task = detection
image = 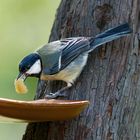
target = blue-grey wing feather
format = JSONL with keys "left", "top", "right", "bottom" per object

{"left": 48, "top": 37, "right": 90, "bottom": 74}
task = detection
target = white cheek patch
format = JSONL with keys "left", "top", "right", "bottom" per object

{"left": 26, "top": 60, "right": 41, "bottom": 75}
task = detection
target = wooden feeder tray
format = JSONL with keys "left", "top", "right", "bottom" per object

{"left": 0, "top": 98, "right": 89, "bottom": 123}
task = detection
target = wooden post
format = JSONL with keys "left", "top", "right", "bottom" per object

{"left": 22, "top": 0, "right": 140, "bottom": 139}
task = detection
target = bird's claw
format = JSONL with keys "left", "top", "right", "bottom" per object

{"left": 45, "top": 91, "right": 67, "bottom": 99}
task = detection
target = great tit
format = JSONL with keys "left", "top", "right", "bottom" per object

{"left": 17, "top": 23, "right": 132, "bottom": 98}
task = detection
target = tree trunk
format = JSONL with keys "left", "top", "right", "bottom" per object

{"left": 22, "top": 0, "right": 140, "bottom": 140}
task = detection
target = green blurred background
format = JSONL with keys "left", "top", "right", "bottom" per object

{"left": 0, "top": 0, "right": 60, "bottom": 139}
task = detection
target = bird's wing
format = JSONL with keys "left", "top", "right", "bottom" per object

{"left": 42, "top": 37, "right": 90, "bottom": 75}
{"left": 61, "top": 37, "right": 90, "bottom": 69}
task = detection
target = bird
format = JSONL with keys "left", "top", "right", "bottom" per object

{"left": 17, "top": 23, "right": 132, "bottom": 98}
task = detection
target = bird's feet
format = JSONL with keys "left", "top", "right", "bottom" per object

{"left": 45, "top": 91, "right": 67, "bottom": 99}
{"left": 45, "top": 83, "right": 72, "bottom": 99}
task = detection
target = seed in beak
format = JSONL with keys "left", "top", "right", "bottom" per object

{"left": 14, "top": 79, "right": 28, "bottom": 94}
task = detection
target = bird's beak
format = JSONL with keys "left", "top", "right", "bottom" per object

{"left": 17, "top": 73, "right": 27, "bottom": 81}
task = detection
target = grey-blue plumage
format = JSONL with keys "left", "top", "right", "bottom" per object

{"left": 18, "top": 23, "right": 132, "bottom": 98}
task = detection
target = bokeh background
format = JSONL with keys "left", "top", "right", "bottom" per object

{"left": 0, "top": 0, "right": 60, "bottom": 139}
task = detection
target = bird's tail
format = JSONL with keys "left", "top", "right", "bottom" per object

{"left": 88, "top": 23, "right": 132, "bottom": 52}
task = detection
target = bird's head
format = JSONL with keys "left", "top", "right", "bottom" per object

{"left": 17, "top": 53, "right": 42, "bottom": 81}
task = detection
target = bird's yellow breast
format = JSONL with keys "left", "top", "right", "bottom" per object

{"left": 40, "top": 66, "right": 81, "bottom": 83}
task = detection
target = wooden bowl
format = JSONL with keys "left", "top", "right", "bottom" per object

{"left": 0, "top": 98, "right": 89, "bottom": 122}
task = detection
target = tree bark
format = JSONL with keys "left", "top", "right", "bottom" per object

{"left": 22, "top": 0, "right": 140, "bottom": 140}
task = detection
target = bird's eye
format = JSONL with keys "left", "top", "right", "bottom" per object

{"left": 19, "top": 66, "right": 28, "bottom": 73}
{"left": 25, "top": 67, "right": 28, "bottom": 71}
{"left": 27, "top": 65, "right": 30, "bottom": 69}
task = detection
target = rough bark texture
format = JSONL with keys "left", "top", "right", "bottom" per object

{"left": 22, "top": 0, "right": 140, "bottom": 140}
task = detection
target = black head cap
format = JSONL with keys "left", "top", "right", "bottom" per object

{"left": 19, "top": 53, "right": 41, "bottom": 74}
